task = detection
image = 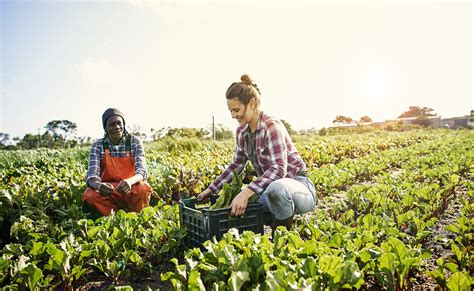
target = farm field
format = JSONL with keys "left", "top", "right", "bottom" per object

{"left": 0, "top": 129, "right": 472, "bottom": 290}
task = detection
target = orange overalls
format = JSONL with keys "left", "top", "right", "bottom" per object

{"left": 82, "top": 144, "right": 152, "bottom": 216}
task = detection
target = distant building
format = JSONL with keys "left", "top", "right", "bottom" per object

{"left": 468, "top": 110, "right": 474, "bottom": 127}
{"left": 441, "top": 117, "right": 468, "bottom": 128}
{"left": 440, "top": 110, "right": 473, "bottom": 129}
{"left": 329, "top": 123, "right": 359, "bottom": 129}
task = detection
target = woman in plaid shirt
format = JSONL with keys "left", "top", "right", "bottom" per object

{"left": 197, "top": 74, "right": 317, "bottom": 230}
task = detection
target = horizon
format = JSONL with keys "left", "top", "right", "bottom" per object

{"left": 1, "top": 0, "right": 472, "bottom": 140}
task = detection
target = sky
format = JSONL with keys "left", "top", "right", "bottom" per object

{"left": 1, "top": 0, "right": 472, "bottom": 140}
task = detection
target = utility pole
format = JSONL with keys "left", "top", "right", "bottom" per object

{"left": 212, "top": 113, "right": 215, "bottom": 141}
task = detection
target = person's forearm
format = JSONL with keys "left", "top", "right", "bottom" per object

{"left": 87, "top": 177, "right": 102, "bottom": 191}
{"left": 125, "top": 174, "right": 144, "bottom": 185}
{"left": 241, "top": 187, "right": 255, "bottom": 199}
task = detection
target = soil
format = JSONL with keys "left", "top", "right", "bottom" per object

{"left": 417, "top": 183, "right": 470, "bottom": 288}
{"left": 76, "top": 255, "right": 177, "bottom": 290}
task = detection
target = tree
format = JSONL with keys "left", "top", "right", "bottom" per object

{"left": 398, "top": 106, "right": 437, "bottom": 127}
{"left": 214, "top": 124, "right": 233, "bottom": 140}
{"left": 359, "top": 116, "right": 372, "bottom": 124}
{"left": 150, "top": 127, "right": 171, "bottom": 141}
{"left": 17, "top": 134, "right": 40, "bottom": 149}
{"left": 280, "top": 119, "right": 297, "bottom": 136}
{"left": 44, "top": 120, "right": 77, "bottom": 147}
{"left": 333, "top": 115, "right": 354, "bottom": 124}
{"left": 0, "top": 133, "right": 9, "bottom": 148}
{"left": 77, "top": 136, "right": 93, "bottom": 145}
{"left": 128, "top": 124, "right": 147, "bottom": 140}
{"left": 398, "top": 106, "right": 436, "bottom": 118}
{"left": 39, "top": 132, "right": 55, "bottom": 148}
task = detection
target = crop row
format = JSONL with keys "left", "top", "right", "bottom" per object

{"left": 0, "top": 129, "right": 472, "bottom": 289}
{"left": 164, "top": 130, "right": 473, "bottom": 290}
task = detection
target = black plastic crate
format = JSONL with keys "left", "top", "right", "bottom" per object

{"left": 179, "top": 197, "right": 264, "bottom": 247}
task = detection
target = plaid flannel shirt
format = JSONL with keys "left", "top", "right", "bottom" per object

{"left": 208, "top": 112, "right": 306, "bottom": 194}
{"left": 86, "top": 135, "right": 148, "bottom": 182}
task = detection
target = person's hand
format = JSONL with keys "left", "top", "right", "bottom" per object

{"left": 230, "top": 190, "right": 249, "bottom": 217}
{"left": 116, "top": 179, "right": 132, "bottom": 195}
{"left": 196, "top": 189, "right": 212, "bottom": 203}
{"left": 99, "top": 182, "right": 115, "bottom": 197}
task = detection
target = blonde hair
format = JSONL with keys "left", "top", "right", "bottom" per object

{"left": 225, "top": 74, "right": 261, "bottom": 107}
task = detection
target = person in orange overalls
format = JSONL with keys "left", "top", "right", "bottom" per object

{"left": 82, "top": 108, "right": 152, "bottom": 216}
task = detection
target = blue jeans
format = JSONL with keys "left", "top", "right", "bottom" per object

{"left": 258, "top": 176, "right": 317, "bottom": 220}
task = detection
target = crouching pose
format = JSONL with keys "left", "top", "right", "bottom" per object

{"left": 82, "top": 108, "right": 152, "bottom": 216}
{"left": 197, "top": 74, "right": 317, "bottom": 230}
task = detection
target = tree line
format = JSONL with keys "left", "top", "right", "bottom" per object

{"left": 0, "top": 106, "right": 442, "bottom": 150}
{"left": 0, "top": 121, "right": 235, "bottom": 150}
{"left": 1, "top": 120, "right": 79, "bottom": 150}
{"left": 331, "top": 106, "right": 437, "bottom": 125}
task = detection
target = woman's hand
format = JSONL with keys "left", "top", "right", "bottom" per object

{"left": 196, "top": 188, "right": 212, "bottom": 203}
{"left": 230, "top": 188, "right": 254, "bottom": 217}
{"left": 99, "top": 182, "right": 115, "bottom": 197}
{"left": 116, "top": 179, "right": 132, "bottom": 195}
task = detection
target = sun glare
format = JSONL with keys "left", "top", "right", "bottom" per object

{"left": 366, "top": 70, "right": 391, "bottom": 100}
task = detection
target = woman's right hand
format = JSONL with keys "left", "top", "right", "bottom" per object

{"left": 196, "top": 188, "right": 212, "bottom": 202}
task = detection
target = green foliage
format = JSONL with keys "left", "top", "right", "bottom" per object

{"left": 166, "top": 127, "right": 209, "bottom": 139}
{"left": 209, "top": 171, "right": 247, "bottom": 210}
{"left": 280, "top": 119, "right": 297, "bottom": 136}
{"left": 213, "top": 123, "right": 234, "bottom": 140}
{"left": 1, "top": 129, "right": 473, "bottom": 289}
{"left": 152, "top": 136, "right": 206, "bottom": 152}
{"left": 0, "top": 133, "right": 9, "bottom": 149}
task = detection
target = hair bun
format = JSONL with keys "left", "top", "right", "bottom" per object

{"left": 240, "top": 74, "right": 253, "bottom": 85}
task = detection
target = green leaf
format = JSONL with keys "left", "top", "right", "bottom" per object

{"left": 427, "top": 269, "right": 446, "bottom": 287}
{"left": 24, "top": 265, "right": 43, "bottom": 290}
{"left": 128, "top": 252, "right": 142, "bottom": 264}
{"left": 340, "top": 261, "right": 364, "bottom": 288}
{"left": 174, "top": 260, "right": 187, "bottom": 281}
{"left": 12, "top": 255, "right": 31, "bottom": 276}
{"left": 386, "top": 237, "right": 408, "bottom": 262}
{"left": 113, "top": 286, "right": 133, "bottom": 290}
{"left": 299, "top": 258, "right": 317, "bottom": 278}
{"left": 451, "top": 243, "right": 464, "bottom": 262}
{"left": 229, "top": 271, "right": 250, "bottom": 291}
{"left": 29, "top": 242, "right": 44, "bottom": 256}
{"left": 265, "top": 270, "right": 289, "bottom": 290}
{"left": 358, "top": 250, "right": 371, "bottom": 263}
{"left": 446, "top": 272, "right": 471, "bottom": 291}
{"left": 378, "top": 253, "right": 396, "bottom": 289}
{"left": 188, "top": 269, "right": 206, "bottom": 291}
{"left": 79, "top": 250, "right": 94, "bottom": 261}
{"left": 445, "top": 263, "right": 459, "bottom": 273}
{"left": 319, "top": 255, "right": 342, "bottom": 277}
{"left": 4, "top": 243, "right": 24, "bottom": 256}
{"left": 445, "top": 225, "right": 460, "bottom": 234}
{"left": 328, "top": 233, "right": 344, "bottom": 248}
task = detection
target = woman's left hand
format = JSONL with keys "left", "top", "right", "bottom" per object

{"left": 230, "top": 188, "right": 254, "bottom": 217}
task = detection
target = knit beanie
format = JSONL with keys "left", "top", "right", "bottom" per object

{"left": 102, "top": 108, "right": 125, "bottom": 129}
